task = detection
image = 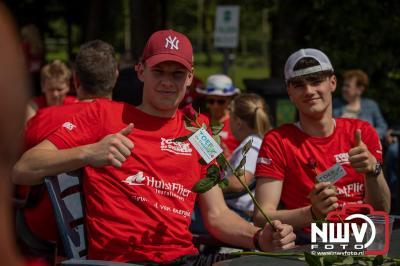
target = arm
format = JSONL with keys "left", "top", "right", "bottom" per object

{"left": 12, "top": 124, "right": 134, "bottom": 186}
{"left": 349, "top": 129, "right": 391, "bottom": 212}
{"left": 253, "top": 177, "right": 338, "bottom": 230}
{"left": 224, "top": 170, "right": 254, "bottom": 193}
{"left": 364, "top": 172, "right": 391, "bottom": 212}
{"left": 199, "top": 185, "right": 295, "bottom": 251}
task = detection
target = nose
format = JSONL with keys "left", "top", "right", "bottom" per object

{"left": 160, "top": 74, "right": 174, "bottom": 88}
{"left": 304, "top": 84, "right": 316, "bottom": 95}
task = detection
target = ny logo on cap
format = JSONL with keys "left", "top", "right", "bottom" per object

{"left": 165, "top": 35, "right": 179, "bottom": 50}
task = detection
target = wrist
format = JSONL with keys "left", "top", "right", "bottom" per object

{"left": 253, "top": 228, "right": 263, "bottom": 250}
{"left": 366, "top": 161, "right": 382, "bottom": 178}
{"left": 310, "top": 205, "right": 318, "bottom": 221}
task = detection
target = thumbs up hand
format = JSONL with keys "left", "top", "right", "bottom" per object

{"left": 84, "top": 123, "right": 135, "bottom": 168}
{"left": 348, "top": 129, "right": 377, "bottom": 174}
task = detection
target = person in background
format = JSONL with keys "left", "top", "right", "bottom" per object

{"left": 224, "top": 93, "right": 272, "bottom": 220}
{"left": 26, "top": 60, "right": 76, "bottom": 121}
{"left": 196, "top": 74, "right": 240, "bottom": 159}
{"left": 333, "top": 69, "right": 387, "bottom": 140}
{"left": 18, "top": 40, "right": 118, "bottom": 253}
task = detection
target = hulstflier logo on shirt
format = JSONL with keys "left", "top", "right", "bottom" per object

{"left": 334, "top": 152, "right": 350, "bottom": 164}
{"left": 160, "top": 138, "right": 192, "bottom": 156}
{"left": 121, "top": 171, "right": 192, "bottom": 201}
{"left": 62, "top": 122, "right": 76, "bottom": 131}
{"left": 122, "top": 171, "right": 145, "bottom": 185}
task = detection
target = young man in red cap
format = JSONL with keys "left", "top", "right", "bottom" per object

{"left": 253, "top": 49, "right": 390, "bottom": 234}
{"left": 13, "top": 30, "right": 295, "bottom": 264}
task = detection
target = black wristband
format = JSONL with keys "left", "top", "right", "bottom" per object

{"left": 310, "top": 206, "right": 318, "bottom": 221}
{"left": 253, "top": 228, "right": 263, "bottom": 250}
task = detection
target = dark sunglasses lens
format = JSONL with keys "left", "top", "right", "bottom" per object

{"left": 207, "top": 99, "right": 226, "bottom": 105}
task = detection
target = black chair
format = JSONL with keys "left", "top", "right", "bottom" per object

{"left": 44, "top": 170, "right": 139, "bottom": 266}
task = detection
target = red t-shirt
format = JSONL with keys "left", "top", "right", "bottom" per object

{"left": 255, "top": 118, "right": 382, "bottom": 210}
{"left": 33, "top": 95, "right": 77, "bottom": 109}
{"left": 47, "top": 100, "right": 207, "bottom": 263}
{"left": 22, "top": 101, "right": 92, "bottom": 243}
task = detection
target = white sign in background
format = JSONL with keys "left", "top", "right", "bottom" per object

{"left": 214, "top": 5, "right": 240, "bottom": 48}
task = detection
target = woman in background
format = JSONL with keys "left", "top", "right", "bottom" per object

{"left": 224, "top": 93, "right": 272, "bottom": 219}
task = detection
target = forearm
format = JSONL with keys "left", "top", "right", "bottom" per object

{"left": 203, "top": 207, "right": 259, "bottom": 249}
{"left": 12, "top": 145, "right": 90, "bottom": 185}
{"left": 253, "top": 206, "right": 312, "bottom": 230}
{"left": 364, "top": 173, "right": 391, "bottom": 212}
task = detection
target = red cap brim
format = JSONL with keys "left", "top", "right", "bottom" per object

{"left": 146, "top": 54, "right": 192, "bottom": 71}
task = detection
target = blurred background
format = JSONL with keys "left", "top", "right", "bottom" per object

{"left": 5, "top": 0, "right": 400, "bottom": 127}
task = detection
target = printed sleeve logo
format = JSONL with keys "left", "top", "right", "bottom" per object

{"left": 160, "top": 138, "right": 192, "bottom": 156}
{"left": 62, "top": 122, "right": 76, "bottom": 131}
{"left": 122, "top": 171, "right": 145, "bottom": 185}
{"left": 257, "top": 157, "right": 272, "bottom": 165}
{"left": 165, "top": 36, "right": 179, "bottom": 50}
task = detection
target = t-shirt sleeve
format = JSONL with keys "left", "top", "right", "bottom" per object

{"left": 254, "top": 130, "right": 287, "bottom": 180}
{"left": 359, "top": 121, "right": 383, "bottom": 163}
{"left": 47, "top": 102, "right": 103, "bottom": 149}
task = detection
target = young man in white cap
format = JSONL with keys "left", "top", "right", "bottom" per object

{"left": 13, "top": 30, "right": 295, "bottom": 265}
{"left": 197, "top": 74, "right": 240, "bottom": 159}
{"left": 253, "top": 48, "right": 390, "bottom": 233}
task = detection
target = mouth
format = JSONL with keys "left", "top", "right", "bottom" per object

{"left": 156, "top": 90, "right": 176, "bottom": 96}
{"left": 303, "top": 98, "right": 320, "bottom": 104}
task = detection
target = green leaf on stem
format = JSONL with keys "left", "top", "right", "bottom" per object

{"left": 234, "top": 168, "right": 245, "bottom": 177}
{"left": 236, "top": 157, "right": 246, "bottom": 172}
{"left": 185, "top": 126, "right": 199, "bottom": 133}
{"left": 206, "top": 164, "right": 220, "bottom": 179}
{"left": 199, "top": 158, "right": 208, "bottom": 165}
{"left": 304, "top": 252, "right": 322, "bottom": 266}
{"left": 218, "top": 178, "right": 229, "bottom": 189}
{"left": 216, "top": 155, "right": 227, "bottom": 170}
{"left": 192, "top": 177, "right": 216, "bottom": 193}
{"left": 211, "top": 123, "right": 224, "bottom": 135}
{"left": 202, "top": 123, "right": 207, "bottom": 129}
{"left": 212, "top": 134, "right": 221, "bottom": 145}
{"left": 373, "top": 255, "right": 384, "bottom": 266}
{"left": 242, "top": 138, "right": 253, "bottom": 155}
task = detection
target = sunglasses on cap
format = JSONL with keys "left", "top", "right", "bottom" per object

{"left": 207, "top": 99, "right": 227, "bottom": 105}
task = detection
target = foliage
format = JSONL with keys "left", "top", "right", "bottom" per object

{"left": 235, "top": 251, "right": 400, "bottom": 266}
{"left": 270, "top": 0, "right": 400, "bottom": 125}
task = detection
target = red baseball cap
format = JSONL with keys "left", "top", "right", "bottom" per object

{"left": 141, "top": 29, "right": 193, "bottom": 70}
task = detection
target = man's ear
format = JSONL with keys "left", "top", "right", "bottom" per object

{"left": 136, "top": 63, "right": 145, "bottom": 82}
{"left": 186, "top": 68, "right": 194, "bottom": 87}
{"left": 330, "top": 75, "right": 337, "bottom": 93}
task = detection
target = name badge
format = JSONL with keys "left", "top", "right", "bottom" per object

{"left": 316, "top": 163, "right": 347, "bottom": 184}
{"left": 188, "top": 128, "right": 223, "bottom": 164}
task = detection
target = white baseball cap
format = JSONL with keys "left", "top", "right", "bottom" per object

{"left": 196, "top": 74, "right": 240, "bottom": 96}
{"left": 284, "top": 48, "right": 334, "bottom": 81}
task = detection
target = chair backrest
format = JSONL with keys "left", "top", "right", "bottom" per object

{"left": 45, "top": 170, "right": 87, "bottom": 259}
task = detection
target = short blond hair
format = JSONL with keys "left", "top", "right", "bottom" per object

{"left": 40, "top": 60, "right": 71, "bottom": 85}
